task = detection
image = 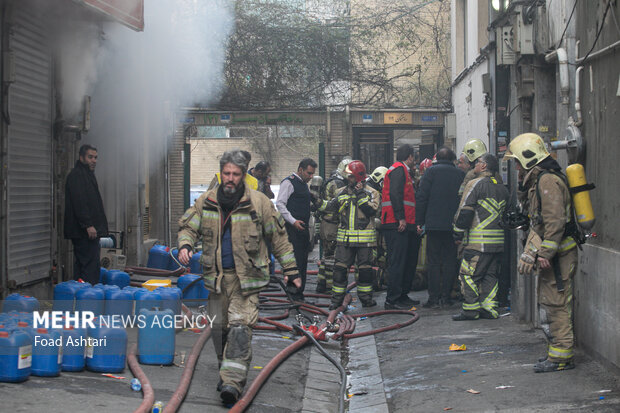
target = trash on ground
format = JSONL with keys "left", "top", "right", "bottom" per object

{"left": 500, "top": 312, "right": 511, "bottom": 317}
{"left": 101, "top": 373, "right": 125, "bottom": 380}
{"left": 449, "top": 343, "right": 467, "bottom": 351}
{"left": 597, "top": 390, "right": 612, "bottom": 393}
{"left": 461, "top": 370, "right": 467, "bottom": 373}
{"left": 496, "top": 385, "right": 515, "bottom": 389}
{"left": 253, "top": 366, "right": 263, "bottom": 369}
{"left": 444, "top": 408, "right": 453, "bottom": 411}
{"left": 466, "top": 389, "right": 480, "bottom": 394}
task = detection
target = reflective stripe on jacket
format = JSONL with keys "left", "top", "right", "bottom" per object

{"left": 318, "top": 184, "right": 380, "bottom": 246}
{"left": 523, "top": 167, "right": 577, "bottom": 259}
{"left": 453, "top": 171, "right": 509, "bottom": 253}
{"left": 178, "top": 186, "right": 297, "bottom": 295}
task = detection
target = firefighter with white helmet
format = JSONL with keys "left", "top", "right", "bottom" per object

{"left": 316, "top": 160, "right": 381, "bottom": 308}
{"left": 504, "top": 132, "right": 578, "bottom": 373}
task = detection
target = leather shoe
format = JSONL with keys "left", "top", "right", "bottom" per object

{"left": 452, "top": 312, "right": 478, "bottom": 321}
{"left": 216, "top": 379, "right": 223, "bottom": 392}
{"left": 422, "top": 300, "right": 441, "bottom": 309}
{"left": 399, "top": 295, "right": 420, "bottom": 306}
{"left": 361, "top": 299, "right": 377, "bottom": 308}
{"left": 220, "top": 384, "right": 240, "bottom": 405}
{"left": 384, "top": 300, "right": 410, "bottom": 310}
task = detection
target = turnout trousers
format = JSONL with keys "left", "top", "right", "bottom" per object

{"left": 459, "top": 251, "right": 501, "bottom": 319}
{"left": 318, "top": 220, "right": 338, "bottom": 290}
{"left": 332, "top": 244, "right": 374, "bottom": 306}
{"left": 207, "top": 269, "right": 259, "bottom": 393}
{"left": 538, "top": 248, "right": 578, "bottom": 363}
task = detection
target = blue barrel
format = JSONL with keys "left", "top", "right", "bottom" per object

{"left": 61, "top": 326, "right": 86, "bottom": 372}
{"left": 138, "top": 308, "right": 175, "bottom": 365}
{"left": 86, "top": 320, "right": 127, "bottom": 373}
{"left": 2, "top": 294, "right": 39, "bottom": 313}
{"left": 177, "top": 274, "right": 209, "bottom": 307}
{"left": 134, "top": 290, "right": 162, "bottom": 314}
{"left": 155, "top": 287, "right": 182, "bottom": 315}
{"left": 105, "top": 270, "right": 131, "bottom": 289}
{"left": 31, "top": 328, "right": 61, "bottom": 377}
{"left": 105, "top": 289, "right": 134, "bottom": 317}
{"left": 189, "top": 251, "right": 203, "bottom": 274}
{"left": 99, "top": 267, "right": 108, "bottom": 284}
{"left": 0, "top": 329, "right": 32, "bottom": 382}
{"left": 147, "top": 245, "right": 171, "bottom": 270}
{"left": 53, "top": 281, "right": 82, "bottom": 312}
{"left": 75, "top": 288, "right": 105, "bottom": 317}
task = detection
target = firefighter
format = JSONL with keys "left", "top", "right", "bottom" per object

{"left": 367, "top": 166, "right": 388, "bottom": 290}
{"left": 452, "top": 153, "right": 508, "bottom": 320}
{"left": 459, "top": 139, "right": 488, "bottom": 197}
{"left": 316, "top": 160, "right": 380, "bottom": 309}
{"left": 460, "top": 139, "right": 504, "bottom": 197}
{"left": 504, "top": 133, "right": 578, "bottom": 373}
{"left": 177, "top": 150, "right": 300, "bottom": 404}
{"left": 315, "top": 158, "right": 351, "bottom": 293}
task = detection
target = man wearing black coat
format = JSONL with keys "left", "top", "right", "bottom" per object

{"left": 416, "top": 147, "right": 465, "bottom": 308}
{"left": 64, "top": 144, "right": 108, "bottom": 284}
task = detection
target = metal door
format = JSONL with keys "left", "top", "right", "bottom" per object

{"left": 353, "top": 128, "right": 393, "bottom": 172}
{"left": 6, "top": 7, "right": 53, "bottom": 285}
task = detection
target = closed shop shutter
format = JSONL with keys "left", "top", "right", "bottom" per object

{"left": 6, "top": 8, "right": 53, "bottom": 285}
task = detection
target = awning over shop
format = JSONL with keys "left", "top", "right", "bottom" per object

{"left": 80, "top": 0, "right": 144, "bottom": 31}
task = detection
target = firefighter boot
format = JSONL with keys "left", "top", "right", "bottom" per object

{"left": 316, "top": 261, "right": 327, "bottom": 293}
{"left": 533, "top": 359, "right": 575, "bottom": 373}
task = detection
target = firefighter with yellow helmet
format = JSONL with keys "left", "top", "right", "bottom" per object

{"left": 459, "top": 139, "right": 494, "bottom": 197}
{"left": 504, "top": 132, "right": 578, "bottom": 373}
{"left": 367, "top": 166, "right": 388, "bottom": 290}
{"left": 315, "top": 157, "right": 351, "bottom": 293}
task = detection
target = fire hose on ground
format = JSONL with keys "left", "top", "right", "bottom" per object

{"left": 126, "top": 273, "right": 419, "bottom": 413}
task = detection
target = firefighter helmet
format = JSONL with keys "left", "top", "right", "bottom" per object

{"left": 369, "top": 166, "right": 388, "bottom": 185}
{"left": 337, "top": 157, "right": 353, "bottom": 176}
{"left": 344, "top": 160, "right": 367, "bottom": 183}
{"left": 419, "top": 158, "right": 433, "bottom": 174}
{"left": 504, "top": 133, "right": 550, "bottom": 169}
{"left": 463, "top": 139, "right": 488, "bottom": 162}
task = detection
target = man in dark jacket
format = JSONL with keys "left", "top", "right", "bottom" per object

{"left": 416, "top": 146, "right": 465, "bottom": 308}
{"left": 64, "top": 144, "right": 108, "bottom": 284}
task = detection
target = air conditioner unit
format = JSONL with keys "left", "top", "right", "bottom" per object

{"left": 100, "top": 248, "right": 127, "bottom": 270}
{"left": 496, "top": 26, "right": 516, "bottom": 65}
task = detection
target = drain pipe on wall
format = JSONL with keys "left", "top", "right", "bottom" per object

{"left": 574, "top": 66, "right": 584, "bottom": 126}
{"left": 545, "top": 47, "right": 570, "bottom": 105}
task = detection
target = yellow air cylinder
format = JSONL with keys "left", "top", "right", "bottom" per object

{"left": 566, "top": 163, "right": 595, "bottom": 230}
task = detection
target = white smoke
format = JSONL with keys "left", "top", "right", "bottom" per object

{"left": 56, "top": 0, "right": 233, "bottom": 120}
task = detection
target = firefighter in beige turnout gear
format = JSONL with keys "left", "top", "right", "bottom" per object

{"left": 317, "top": 160, "right": 381, "bottom": 309}
{"left": 505, "top": 133, "right": 578, "bottom": 373}
{"left": 452, "top": 153, "right": 508, "bottom": 320}
{"left": 178, "top": 150, "right": 300, "bottom": 404}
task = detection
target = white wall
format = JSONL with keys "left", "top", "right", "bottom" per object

{"left": 452, "top": 66, "right": 490, "bottom": 154}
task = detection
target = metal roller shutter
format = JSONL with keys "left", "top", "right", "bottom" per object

{"left": 7, "top": 8, "right": 53, "bottom": 285}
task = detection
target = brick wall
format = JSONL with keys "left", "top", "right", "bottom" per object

{"left": 190, "top": 137, "right": 320, "bottom": 185}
